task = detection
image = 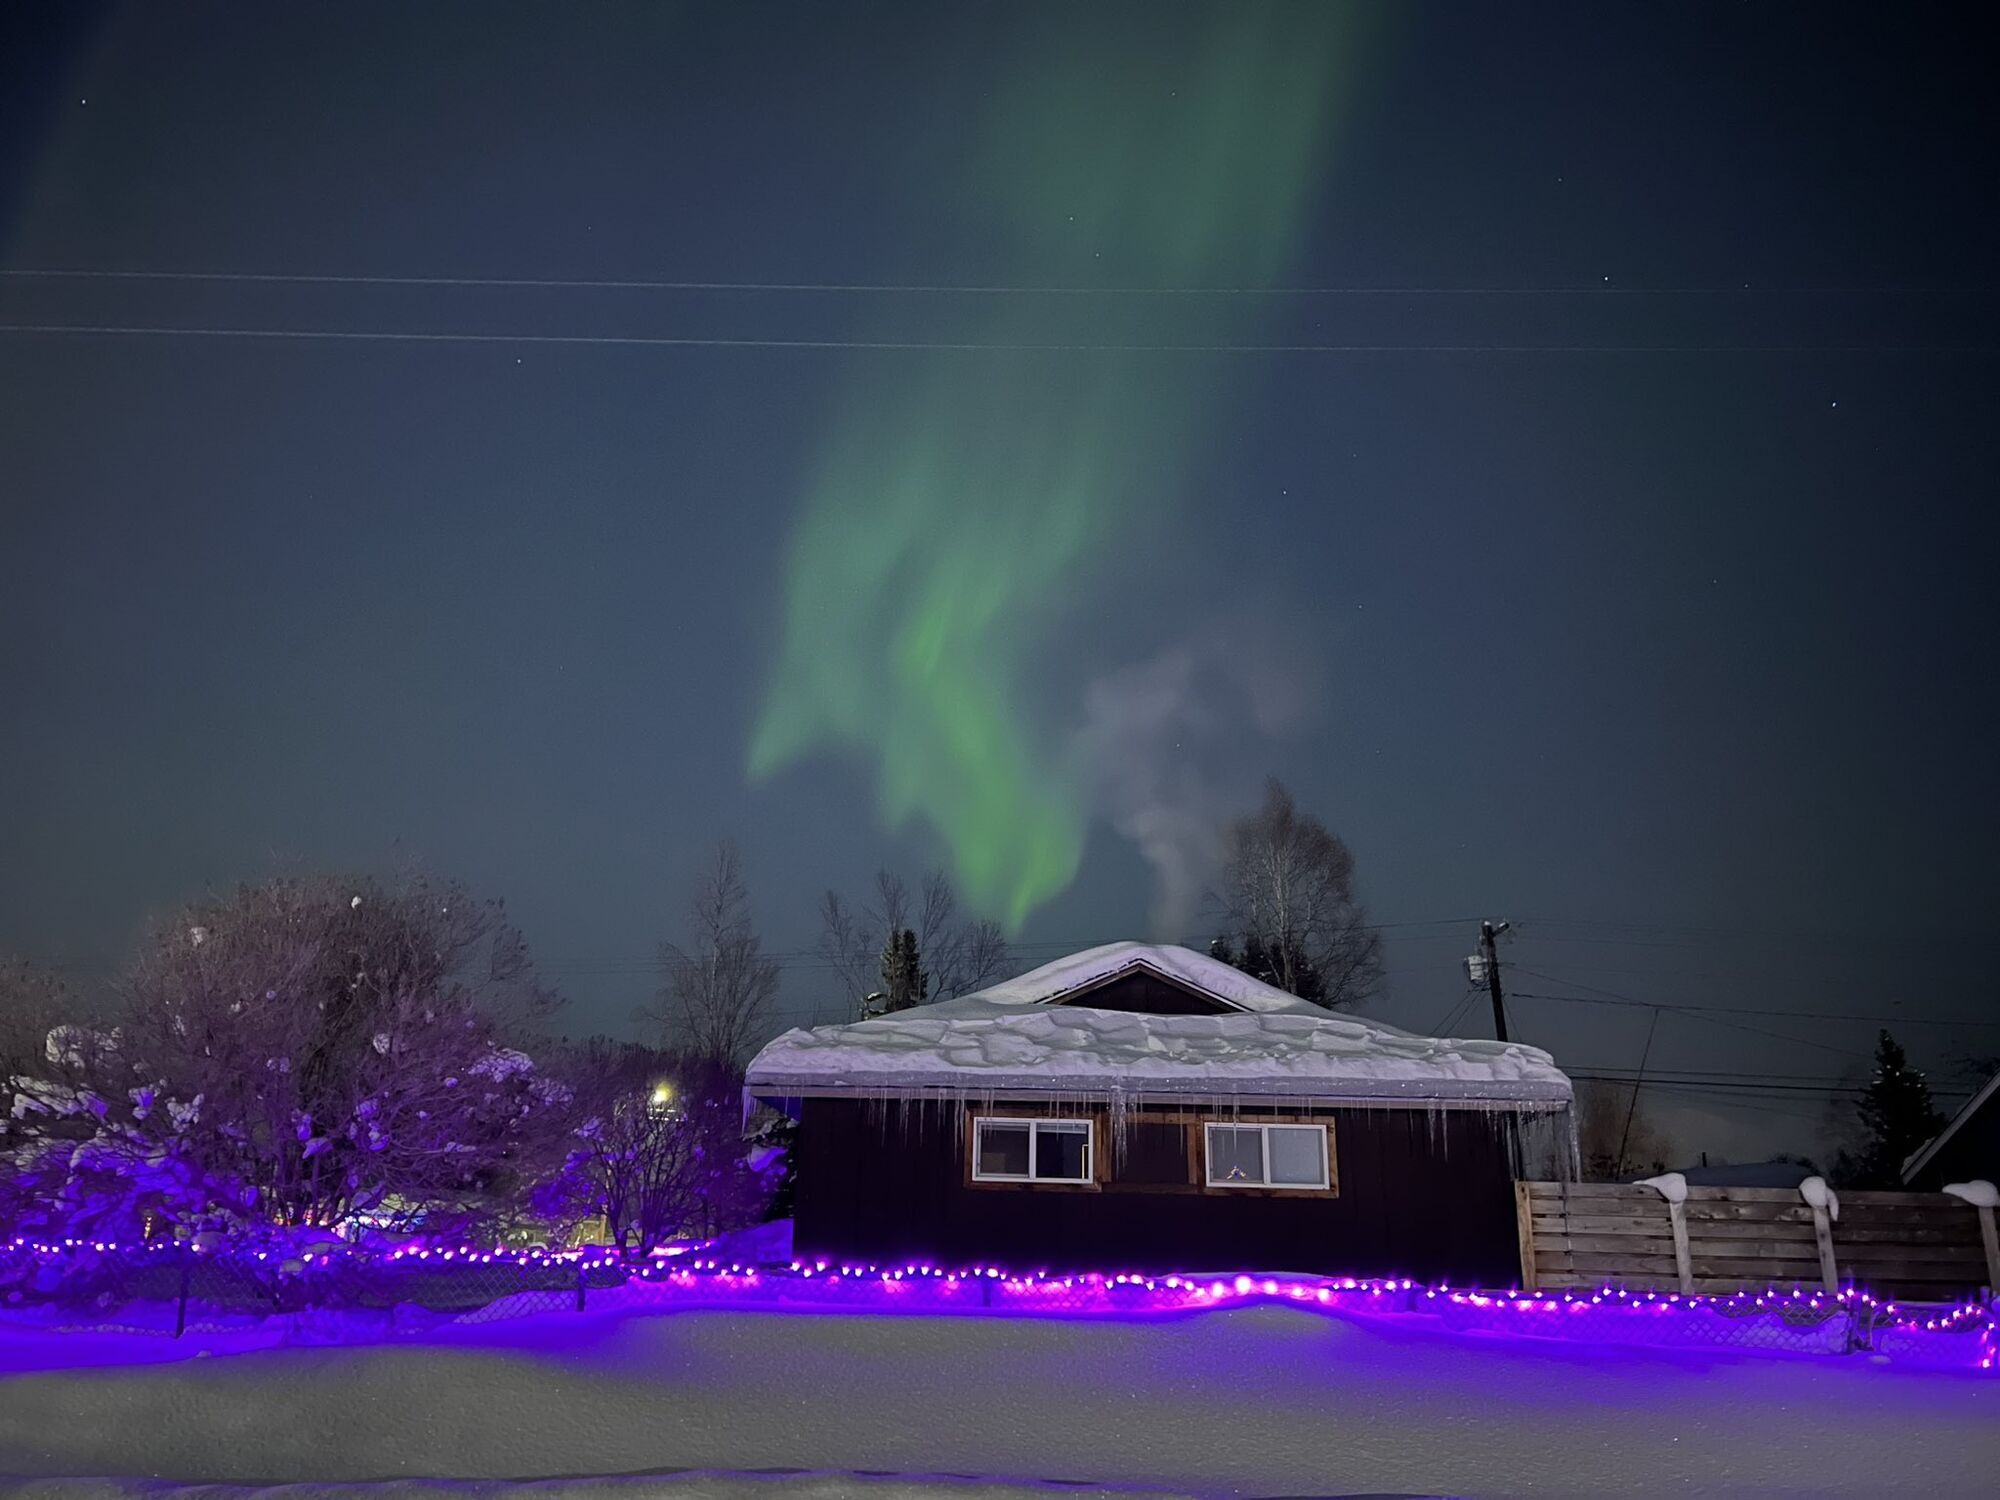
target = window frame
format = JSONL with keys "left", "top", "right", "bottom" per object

{"left": 969, "top": 1115, "right": 1097, "bottom": 1185}
{"left": 1202, "top": 1121, "right": 1332, "bottom": 1192}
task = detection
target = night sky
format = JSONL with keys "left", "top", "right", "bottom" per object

{"left": 3, "top": 2, "right": 1995, "bottom": 1164}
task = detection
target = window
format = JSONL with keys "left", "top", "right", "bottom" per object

{"left": 1203, "top": 1122, "right": 1330, "bottom": 1190}
{"left": 972, "top": 1117, "right": 1094, "bottom": 1184}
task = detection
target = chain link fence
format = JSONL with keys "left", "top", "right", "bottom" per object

{"left": 2, "top": 1242, "right": 1992, "bottom": 1371}
{"left": 0, "top": 1242, "right": 640, "bottom": 1337}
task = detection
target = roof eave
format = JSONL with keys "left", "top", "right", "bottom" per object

{"left": 742, "top": 1074, "right": 1573, "bottom": 1112}
{"left": 1901, "top": 1067, "right": 2000, "bottom": 1184}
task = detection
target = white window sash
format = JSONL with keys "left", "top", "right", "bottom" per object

{"left": 972, "top": 1117, "right": 1093, "bottom": 1183}
{"left": 1204, "top": 1122, "right": 1329, "bottom": 1191}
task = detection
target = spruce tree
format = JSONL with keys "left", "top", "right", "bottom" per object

{"left": 1844, "top": 1030, "right": 1947, "bottom": 1188}
{"left": 879, "top": 927, "right": 929, "bottom": 1013}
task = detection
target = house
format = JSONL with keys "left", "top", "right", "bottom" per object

{"left": 1902, "top": 1066, "right": 2000, "bottom": 1190}
{"left": 744, "top": 941, "right": 1575, "bottom": 1282}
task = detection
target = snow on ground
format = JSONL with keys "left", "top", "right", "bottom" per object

{"left": 2, "top": 1300, "right": 1996, "bottom": 1498}
{"left": 2, "top": 1476, "right": 1189, "bottom": 1500}
{"left": 747, "top": 944, "right": 1569, "bottom": 1105}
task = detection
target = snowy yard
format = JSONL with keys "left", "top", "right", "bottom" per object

{"left": 3, "top": 1299, "right": 1997, "bottom": 1498}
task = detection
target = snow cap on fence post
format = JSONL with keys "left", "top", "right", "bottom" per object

{"left": 1636, "top": 1172, "right": 1687, "bottom": 1204}
{"left": 1942, "top": 1180, "right": 1999, "bottom": 1210}
{"left": 1637, "top": 1173, "right": 1694, "bottom": 1292}
{"left": 1800, "top": 1176, "right": 1840, "bottom": 1222}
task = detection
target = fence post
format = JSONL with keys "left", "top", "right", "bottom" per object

{"left": 1636, "top": 1173, "right": 1693, "bottom": 1294}
{"left": 575, "top": 1260, "right": 588, "bottom": 1313}
{"left": 174, "top": 1251, "right": 191, "bottom": 1339}
{"left": 1845, "top": 1297, "right": 1874, "bottom": 1355}
{"left": 1801, "top": 1177, "right": 1840, "bottom": 1293}
{"left": 1513, "top": 1180, "right": 1539, "bottom": 1290}
{"left": 1941, "top": 1182, "right": 2000, "bottom": 1295}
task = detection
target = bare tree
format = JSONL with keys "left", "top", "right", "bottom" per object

{"left": 538, "top": 1043, "right": 778, "bottom": 1249}
{"left": 650, "top": 843, "right": 781, "bottom": 1067}
{"left": 1575, "top": 1077, "right": 1672, "bottom": 1180}
{"left": 818, "top": 868, "right": 1008, "bottom": 1019}
{"left": 1211, "top": 780, "right": 1383, "bottom": 1008}
{"left": 0, "top": 958, "right": 84, "bottom": 1083}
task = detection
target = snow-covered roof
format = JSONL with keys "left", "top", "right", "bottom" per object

{"left": 746, "top": 942, "right": 1572, "bottom": 1109}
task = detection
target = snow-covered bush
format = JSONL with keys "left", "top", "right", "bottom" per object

{"left": 2, "top": 875, "right": 571, "bottom": 1240}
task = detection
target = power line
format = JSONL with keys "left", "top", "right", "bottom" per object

{"left": 1508, "top": 966, "right": 1876, "bottom": 1061}
{"left": 6, "top": 268, "right": 1994, "bottom": 296}
{"left": 1575, "top": 1072, "right": 1872, "bottom": 1096}
{"left": 1570, "top": 1080, "right": 1854, "bottom": 1125}
{"left": 1425, "top": 988, "right": 1481, "bottom": 1038}
{"left": 1573, "top": 1065, "right": 1866, "bottom": 1085}
{"left": 0, "top": 323, "right": 1986, "bottom": 356}
{"left": 27, "top": 918, "right": 1483, "bottom": 974}
{"left": 1509, "top": 989, "right": 1999, "bottom": 1029}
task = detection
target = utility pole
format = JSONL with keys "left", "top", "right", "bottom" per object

{"left": 1478, "top": 920, "right": 1511, "bottom": 1043}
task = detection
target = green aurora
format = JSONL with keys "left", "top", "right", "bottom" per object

{"left": 750, "top": 11, "right": 1360, "bottom": 930}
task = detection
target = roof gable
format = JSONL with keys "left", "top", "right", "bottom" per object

{"left": 1040, "top": 962, "right": 1244, "bottom": 1015}
{"left": 959, "top": 941, "right": 1329, "bottom": 1016}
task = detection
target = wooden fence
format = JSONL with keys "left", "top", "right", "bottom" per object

{"left": 1516, "top": 1180, "right": 2000, "bottom": 1301}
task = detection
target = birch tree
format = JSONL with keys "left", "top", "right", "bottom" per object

{"left": 1212, "top": 780, "right": 1383, "bottom": 1009}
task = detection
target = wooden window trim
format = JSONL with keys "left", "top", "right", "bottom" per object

{"left": 965, "top": 1112, "right": 1104, "bottom": 1192}
{"left": 1196, "top": 1119, "right": 1340, "bottom": 1198}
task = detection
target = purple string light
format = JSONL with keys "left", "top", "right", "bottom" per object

{"left": 3, "top": 1234, "right": 1991, "bottom": 1366}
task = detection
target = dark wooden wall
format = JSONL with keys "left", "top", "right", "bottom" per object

{"left": 793, "top": 1097, "right": 1524, "bottom": 1283}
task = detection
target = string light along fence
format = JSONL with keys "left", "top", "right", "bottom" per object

{"left": 1, "top": 1236, "right": 1991, "bottom": 1372}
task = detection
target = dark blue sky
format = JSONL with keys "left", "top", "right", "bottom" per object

{"left": 3, "top": 2, "right": 1995, "bottom": 1164}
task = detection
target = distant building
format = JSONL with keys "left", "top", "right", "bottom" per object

{"left": 745, "top": 942, "right": 1575, "bottom": 1282}
{"left": 1670, "top": 1160, "right": 1815, "bottom": 1190}
{"left": 1902, "top": 1067, "right": 2000, "bottom": 1190}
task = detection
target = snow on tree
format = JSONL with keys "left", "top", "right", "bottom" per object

{"left": 2, "top": 875, "right": 570, "bottom": 1239}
